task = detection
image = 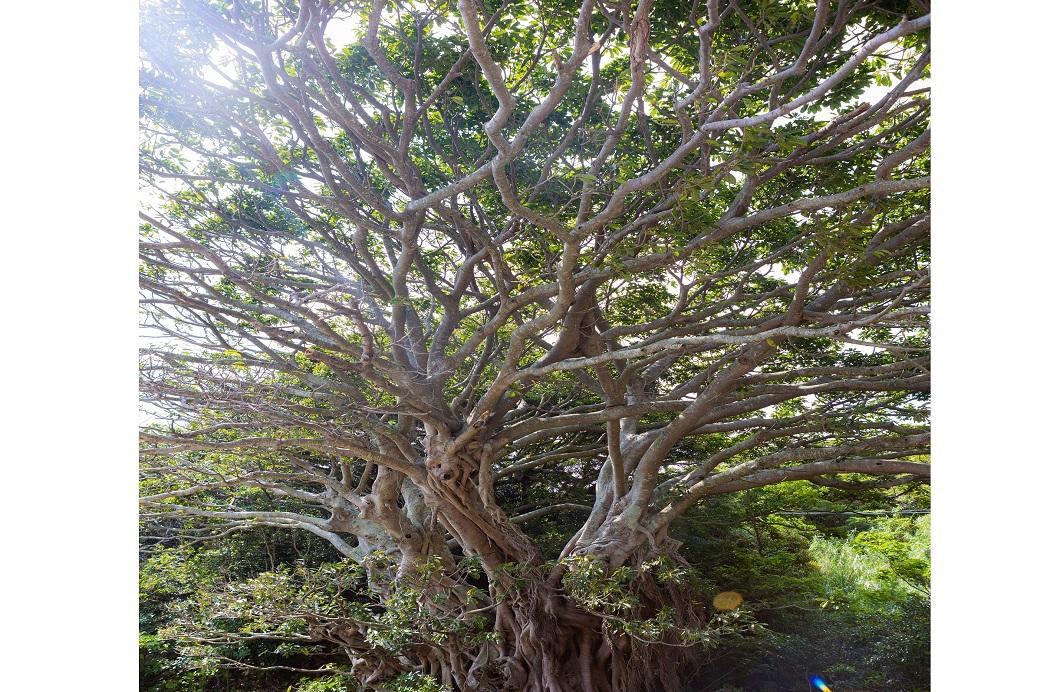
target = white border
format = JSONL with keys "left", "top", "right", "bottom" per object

{"left": 932, "top": 3, "right": 1040, "bottom": 687}
{"left": 1, "top": 1, "right": 139, "bottom": 688}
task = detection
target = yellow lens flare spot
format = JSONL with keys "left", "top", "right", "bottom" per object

{"left": 712, "top": 590, "right": 743, "bottom": 611}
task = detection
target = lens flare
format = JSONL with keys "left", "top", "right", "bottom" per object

{"left": 711, "top": 591, "right": 744, "bottom": 610}
{"left": 810, "top": 675, "right": 832, "bottom": 692}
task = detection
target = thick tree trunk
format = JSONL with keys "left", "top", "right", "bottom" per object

{"left": 318, "top": 440, "right": 707, "bottom": 691}
{"left": 419, "top": 580, "right": 704, "bottom": 692}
